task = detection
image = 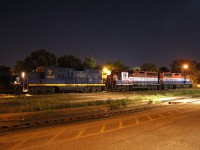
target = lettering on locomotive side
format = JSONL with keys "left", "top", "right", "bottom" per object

{"left": 47, "top": 75, "right": 55, "bottom": 79}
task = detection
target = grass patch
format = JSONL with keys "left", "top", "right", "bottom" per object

{"left": 0, "top": 89, "right": 200, "bottom": 113}
{"left": 108, "top": 99, "right": 130, "bottom": 109}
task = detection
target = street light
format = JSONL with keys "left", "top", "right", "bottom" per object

{"left": 181, "top": 64, "right": 189, "bottom": 84}
{"left": 21, "top": 72, "right": 25, "bottom": 79}
{"left": 21, "top": 72, "right": 29, "bottom": 93}
{"left": 182, "top": 64, "right": 188, "bottom": 74}
{"left": 21, "top": 72, "right": 25, "bottom": 93}
{"left": 183, "top": 64, "right": 188, "bottom": 70}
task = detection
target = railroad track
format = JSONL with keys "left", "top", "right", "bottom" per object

{"left": 0, "top": 103, "right": 162, "bottom": 133}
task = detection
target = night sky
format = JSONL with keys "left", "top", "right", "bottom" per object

{"left": 1, "top": 0, "right": 200, "bottom": 68}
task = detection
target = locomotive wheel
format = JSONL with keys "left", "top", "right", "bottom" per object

{"left": 91, "top": 87, "right": 96, "bottom": 92}
{"left": 173, "top": 85, "right": 177, "bottom": 89}
{"left": 95, "top": 87, "right": 100, "bottom": 92}
{"left": 82, "top": 87, "right": 89, "bottom": 93}
{"left": 94, "top": 87, "right": 101, "bottom": 92}
{"left": 115, "top": 86, "right": 121, "bottom": 92}
{"left": 121, "top": 86, "right": 129, "bottom": 92}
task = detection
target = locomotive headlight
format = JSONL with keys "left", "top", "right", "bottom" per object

{"left": 103, "top": 68, "right": 111, "bottom": 75}
{"left": 103, "top": 67, "right": 108, "bottom": 72}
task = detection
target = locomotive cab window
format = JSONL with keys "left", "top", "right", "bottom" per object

{"left": 121, "top": 72, "right": 128, "bottom": 80}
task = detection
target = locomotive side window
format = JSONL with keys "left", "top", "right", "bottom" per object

{"left": 121, "top": 72, "right": 128, "bottom": 80}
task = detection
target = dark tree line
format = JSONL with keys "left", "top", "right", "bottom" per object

{"left": 139, "top": 60, "right": 200, "bottom": 84}
{"left": 0, "top": 66, "right": 21, "bottom": 93}
{"left": 0, "top": 66, "right": 12, "bottom": 87}
{"left": 170, "top": 59, "right": 200, "bottom": 84}
{"left": 14, "top": 49, "right": 98, "bottom": 75}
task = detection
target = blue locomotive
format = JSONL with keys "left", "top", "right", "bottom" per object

{"left": 28, "top": 66, "right": 105, "bottom": 93}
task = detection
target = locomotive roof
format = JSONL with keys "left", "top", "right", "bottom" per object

{"left": 36, "top": 66, "right": 100, "bottom": 72}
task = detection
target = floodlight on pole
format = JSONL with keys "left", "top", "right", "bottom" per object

{"left": 182, "top": 64, "right": 188, "bottom": 74}
{"left": 183, "top": 64, "right": 188, "bottom": 70}
{"left": 182, "top": 64, "right": 189, "bottom": 84}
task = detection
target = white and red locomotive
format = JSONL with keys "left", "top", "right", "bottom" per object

{"left": 106, "top": 70, "right": 192, "bottom": 91}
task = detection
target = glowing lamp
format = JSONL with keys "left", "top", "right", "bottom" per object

{"left": 183, "top": 64, "right": 188, "bottom": 69}
{"left": 103, "top": 67, "right": 111, "bottom": 75}
{"left": 21, "top": 72, "right": 25, "bottom": 78}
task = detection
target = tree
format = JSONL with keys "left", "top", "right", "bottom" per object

{"left": 0, "top": 65, "right": 24, "bottom": 94}
{"left": 0, "top": 66, "right": 12, "bottom": 87}
{"left": 170, "top": 59, "right": 197, "bottom": 74}
{"left": 104, "top": 60, "right": 129, "bottom": 71}
{"left": 57, "top": 54, "right": 82, "bottom": 68}
{"left": 197, "top": 62, "right": 200, "bottom": 70}
{"left": 14, "top": 60, "right": 25, "bottom": 75}
{"left": 191, "top": 62, "right": 200, "bottom": 84}
{"left": 159, "top": 67, "right": 170, "bottom": 72}
{"left": 83, "top": 57, "right": 96, "bottom": 68}
{"left": 23, "top": 49, "right": 57, "bottom": 72}
{"left": 140, "top": 63, "right": 159, "bottom": 72}
{"left": 133, "top": 66, "right": 141, "bottom": 71}
{"left": 170, "top": 59, "right": 199, "bottom": 84}
{"left": 14, "top": 49, "right": 57, "bottom": 73}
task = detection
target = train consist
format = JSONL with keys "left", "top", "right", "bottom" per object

{"left": 25, "top": 66, "right": 192, "bottom": 94}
